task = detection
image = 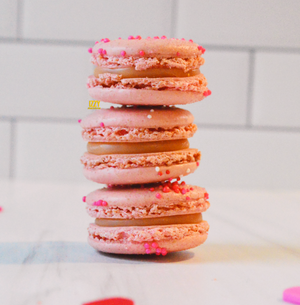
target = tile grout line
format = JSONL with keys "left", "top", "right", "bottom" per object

{"left": 9, "top": 118, "right": 16, "bottom": 179}
{"left": 170, "top": 0, "right": 178, "bottom": 38}
{"left": 246, "top": 49, "right": 256, "bottom": 127}
{"left": 16, "top": 0, "right": 23, "bottom": 39}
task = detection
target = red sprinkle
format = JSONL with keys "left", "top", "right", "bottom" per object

{"left": 110, "top": 106, "right": 114, "bottom": 109}
{"left": 186, "top": 196, "right": 190, "bottom": 200}
{"left": 161, "top": 248, "right": 167, "bottom": 256}
{"left": 181, "top": 181, "right": 186, "bottom": 186}
{"left": 78, "top": 119, "right": 81, "bottom": 123}
{"left": 158, "top": 171, "right": 163, "bottom": 176}
{"left": 88, "top": 48, "right": 92, "bottom": 53}
{"left": 161, "top": 35, "right": 167, "bottom": 39}
{"left": 174, "top": 188, "right": 180, "bottom": 193}
{"left": 154, "top": 36, "right": 159, "bottom": 39}
{"left": 139, "top": 50, "right": 145, "bottom": 56}
{"left": 155, "top": 193, "right": 162, "bottom": 199}
{"left": 176, "top": 52, "right": 180, "bottom": 57}
{"left": 156, "top": 247, "right": 162, "bottom": 255}
{"left": 168, "top": 178, "right": 173, "bottom": 182}
{"left": 128, "top": 35, "right": 134, "bottom": 40}
{"left": 135, "top": 35, "right": 142, "bottom": 40}
{"left": 196, "top": 162, "right": 200, "bottom": 166}
{"left": 152, "top": 242, "right": 158, "bottom": 248}
{"left": 166, "top": 170, "right": 170, "bottom": 174}
{"left": 189, "top": 39, "right": 193, "bottom": 43}
{"left": 149, "top": 187, "right": 155, "bottom": 192}
{"left": 204, "top": 192, "right": 209, "bottom": 200}
{"left": 190, "top": 187, "right": 194, "bottom": 191}
{"left": 198, "top": 46, "right": 206, "bottom": 53}
{"left": 82, "top": 196, "right": 86, "bottom": 202}
{"left": 163, "top": 186, "right": 170, "bottom": 193}
{"left": 120, "top": 50, "right": 126, "bottom": 56}
{"left": 100, "top": 122, "right": 105, "bottom": 127}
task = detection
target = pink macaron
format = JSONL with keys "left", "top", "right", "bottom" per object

{"left": 86, "top": 182, "right": 210, "bottom": 255}
{"left": 80, "top": 106, "right": 201, "bottom": 185}
{"left": 87, "top": 37, "right": 211, "bottom": 105}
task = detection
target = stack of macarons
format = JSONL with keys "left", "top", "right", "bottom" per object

{"left": 80, "top": 36, "right": 211, "bottom": 255}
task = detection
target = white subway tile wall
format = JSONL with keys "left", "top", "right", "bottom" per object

{"left": 1, "top": 0, "right": 300, "bottom": 189}
{"left": 0, "top": 0, "right": 18, "bottom": 38}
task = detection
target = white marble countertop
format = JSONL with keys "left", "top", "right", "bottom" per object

{"left": 0, "top": 179, "right": 299, "bottom": 305}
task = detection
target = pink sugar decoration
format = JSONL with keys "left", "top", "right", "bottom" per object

{"left": 100, "top": 122, "right": 105, "bottom": 127}
{"left": 135, "top": 35, "right": 142, "bottom": 40}
{"left": 163, "top": 186, "right": 170, "bottom": 193}
{"left": 88, "top": 48, "right": 93, "bottom": 53}
{"left": 155, "top": 193, "right": 162, "bottom": 199}
{"left": 152, "top": 242, "right": 158, "bottom": 248}
{"left": 147, "top": 36, "right": 151, "bottom": 39}
{"left": 168, "top": 178, "right": 173, "bottom": 182}
{"left": 181, "top": 181, "right": 186, "bottom": 186}
{"left": 128, "top": 35, "right": 134, "bottom": 40}
{"left": 82, "top": 196, "right": 86, "bottom": 202}
{"left": 146, "top": 248, "right": 151, "bottom": 254}
{"left": 144, "top": 243, "right": 150, "bottom": 249}
{"left": 161, "top": 248, "right": 167, "bottom": 256}
{"left": 189, "top": 39, "right": 193, "bottom": 43}
{"left": 102, "top": 49, "right": 107, "bottom": 55}
{"left": 158, "top": 171, "right": 163, "bottom": 176}
{"left": 181, "top": 38, "right": 185, "bottom": 40}
{"left": 161, "top": 35, "right": 167, "bottom": 39}
{"left": 149, "top": 187, "right": 155, "bottom": 192}
{"left": 196, "top": 162, "right": 200, "bottom": 166}
{"left": 103, "top": 38, "right": 110, "bottom": 43}
{"left": 102, "top": 201, "right": 108, "bottom": 206}
{"left": 190, "top": 188, "right": 194, "bottom": 191}
{"left": 198, "top": 46, "right": 206, "bottom": 54}
{"left": 154, "top": 36, "right": 159, "bottom": 39}
{"left": 78, "top": 119, "right": 81, "bottom": 123}
{"left": 118, "top": 37, "right": 122, "bottom": 39}
{"left": 204, "top": 193, "right": 209, "bottom": 200}
{"left": 139, "top": 50, "right": 145, "bottom": 56}
{"left": 98, "top": 48, "right": 103, "bottom": 54}
{"left": 0, "top": 206, "right": 2, "bottom": 212}
{"left": 93, "top": 200, "right": 102, "bottom": 206}
{"left": 110, "top": 106, "right": 114, "bottom": 109}
{"left": 181, "top": 189, "right": 187, "bottom": 195}
{"left": 166, "top": 170, "right": 170, "bottom": 174}
{"left": 120, "top": 50, "right": 126, "bottom": 56}
{"left": 107, "top": 184, "right": 113, "bottom": 188}
{"left": 101, "top": 39, "right": 104, "bottom": 42}
{"left": 156, "top": 247, "right": 162, "bottom": 255}
{"left": 95, "top": 41, "right": 99, "bottom": 44}
{"left": 176, "top": 52, "right": 180, "bottom": 57}
{"left": 283, "top": 287, "right": 300, "bottom": 305}
{"left": 186, "top": 196, "right": 190, "bottom": 200}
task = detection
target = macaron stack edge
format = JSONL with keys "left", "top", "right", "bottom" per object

{"left": 80, "top": 36, "right": 211, "bottom": 255}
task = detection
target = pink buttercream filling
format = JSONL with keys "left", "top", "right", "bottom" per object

{"left": 91, "top": 54, "right": 205, "bottom": 72}
{"left": 88, "top": 222, "right": 209, "bottom": 243}
{"left": 87, "top": 199, "right": 210, "bottom": 219}
{"left": 87, "top": 74, "right": 207, "bottom": 93}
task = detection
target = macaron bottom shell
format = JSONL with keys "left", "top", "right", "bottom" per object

{"left": 83, "top": 162, "right": 198, "bottom": 185}
{"left": 88, "top": 222, "right": 209, "bottom": 255}
{"left": 88, "top": 87, "right": 205, "bottom": 105}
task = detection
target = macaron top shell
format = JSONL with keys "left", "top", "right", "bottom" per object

{"left": 80, "top": 106, "right": 194, "bottom": 129}
{"left": 92, "top": 38, "right": 203, "bottom": 59}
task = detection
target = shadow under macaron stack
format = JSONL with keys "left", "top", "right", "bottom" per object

{"left": 80, "top": 36, "right": 211, "bottom": 255}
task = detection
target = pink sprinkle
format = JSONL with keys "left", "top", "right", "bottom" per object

{"left": 78, "top": 119, "right": 81, "bottom": 123}
{"left": 198, "top": 46, "right": 206, "bottom": 53}
{"left": 88, "top": 48, "right": 93, "bottom": 53}
{"left": 176, "top": 52, "right": 180, "bottom": 57}
{"left": 147, "top": 36, "right": 151, "bottom": 39}
{"left": 128, "top": 35, "right": 134, "bottom": 40}
{"left": 95, "top": 41, "right": 99, "bottom": 44}
{"left": 101, "top": 39, "right": 104, "bottom": 42}
{"left": 196, "top": 162, "right": 200, "bottom": 166}
{"left": 0, "top": 206, "right": 2, "bottom": 212}
{"left": 161, "top": 248, "right": 167, "bottom": 256}
{"left": 161, "top": 35, "right": 167, "bottom": 39}
{"left": 156, "top": 247, "right": 162, "bottom": 255}
{"left": 102, "top": 49, "right": 107, "bottom": 55}
{"left": 101, "top": 201, "right": 108, "bottom": 206}
{"left": 154, "top": 36, "right": 159, "bottom": 39}
{"left": 181, "top": 38, "right": 185, "bottom": 40}
{"left": 103, "top": 38, "right": 110, "bottom": 43}
{"left": 139, "top": 50, "right": 145, "bottom": 56}
{"left": 93, "top": 200, "right": 102, "bottom": 206}
{"left": 189, "top": 39, "right": 193, "bottom": 43}
{"left": 204, "top": 192, "right": 209, "bottom": 200}
{"left": 146, "top": 248, "right": 151, "bottom": 254}
{"left": 181, "top": 189, "right": 187, "bottom": 195}
{"left": 207, "top": 90, "right": 212, "bottom": 95}
{"left": 156, "top": 193, "right": 162, "bottom": 199}
{"left": 158, "top": 171, "right": 163, "bottom": 176}
{"left": 283, "top": 287, "right": 300, "bottom": 304}
{"left": 110, "top": 106, "right": 114, "bottom": 109}
{"left": 100, "top": 122, "right": 105, "bottom": 127}
{"left": 118, "top": 37, "right": 122, "bottom": 39}
{"left": 144, "top": 243, "right": 150, "bottom": 249}
{"left": 190, "top": 187, "right": 194, "bottom": 191}
{"left": 107, "top": 184, "right": 113, "bottom": 188}
{"left": 152, "top": 242, "right": 158, "bottom": 248}
{"left": 120, "top": 50, "right": 126, "bottom": 56}
{"left": 168, "top": 178, "right": 173, "bottom": 182}
{"left": 186, "top": 196, "right": 190, "bottom": 200}
{"left": 149, "top": 187, "right": 155, "bottom": 192}
{"left": 82, "top": 196, "right": 86, "bottom": 202}
{"left": 98, "top": 48, "right": 103, "bottom": 54}
{"left": 135, "top": 35, "right": 142, "bottom": 40}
